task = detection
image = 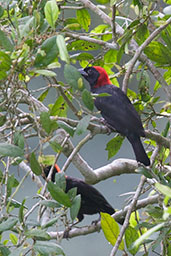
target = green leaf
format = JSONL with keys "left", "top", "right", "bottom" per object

{"left": 54, "top": 172, "right": 66, "bottom": 191}
{"left": 136, "top": 166, "right": 153, "bottom": 179}
{"left": 47, "top": 182, "right": 71, "bottom": 207}
{"left": 56, "top": 35, "right": 70, "bottom": 63}
{"left": 0, "top": 51, "right": 11, "bottom": 71}
{"left": 75, "top": 115, "right": 91, "bottom": 135}
{"left": 67, "top": 40, "right": 100, "bottom": 51}
{"left": 135, "top": 24, "right": 149, "bottom": 45}
{"left": 0, "top": 143, "right": 24, "bottom": 157}
{"left": 0, "top": 115, "right": 6, "bottom": 126}
{"left": 155, "top": 183, "right": 171, "bottom": 198}
{"left": 0, "top": 217, "right": 18, "bottom": 232}
{"left": 125, "top": 226, "right": 140, "bottom": 255}
{"left": 64, "top": 64, "right": 85, "bottom": 90}
{"left": 106, "top": 135, "right": 124, "bottom": 160}
{"left": 30, "top": 152, "right": 42, "bottom": 175}
{"left": 40, "top": 199, "right": 61, "bottom": 208}
{"left": 0, "top": 30, "right": 13, "bottom": 51}
{"left": 34, "top": 69, "right": 56, "bottom": 77}
{"left": 70, "top": 195, "right": 81, "bottom": 221}
{"left": 9, "top": 233, "right": 18, "bottom": 245}
{"left": 101, "top": 212, "right": 124, "bottom": 250}
{"left": 40, "top": 111, "right": 52, "bottom": 134}
{"left": 57, "top": 121, "right": 75, "bottom": 137}
{"left": 76, "top": 9, "right": 91, "bottom": 32}
{"left": 132, "top": 223, "right": 165, "bottom": 248}
{"left": 44, "top": 0, "right": 59, "bottom": 28}
{"left": 67, "top": 187, "right": 77, "bottom": 201}
{"left": 104, "top": 49, "right": 118, "bottom": 63}
{"left": 33, "top": 241, "right": 65, "bottom": 256}
{"left": 38, "top": 155, "right": 55, "bottom": 166}
{"left": 14, "top": 131, "right": 24, "bottom": 149}
{"left": 49, "top": 140, "right": 63, "bottom": 153}
{"left": 82, "top": 89, "right": 94, "bottom": 111}
{"left": 49, "top": 95, "right": 67, "bottom": 117}
{"left": 8, "top": 248, "right": 24, "bottom": 256}
{"left": 41, "top": 216, "right": 60, "bottom": 229}
{"left": 38, "top": 89, "right": 49, "bottom": 102}
{"left": 0, "top": 244, "right": 10, "bottom": 256}
{"left": 34, "top": 36, "right": 59, "bottom": 68}
{"left": 25, "top": 229, "right": 50, "bottom": 241}
{"left": 144, "top": 41, "right": 171, "bottom": 65}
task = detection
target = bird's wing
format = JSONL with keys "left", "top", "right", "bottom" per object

{"left": 94, "top": 85, "right": 144, "bottom": 137}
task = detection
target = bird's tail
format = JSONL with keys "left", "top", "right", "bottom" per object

{"left": 128, "top": 135, "right": 150, "bottom": 166}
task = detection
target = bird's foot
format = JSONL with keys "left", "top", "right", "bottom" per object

{"left": 99, "top": 118, "right": 113, "bottom": 134}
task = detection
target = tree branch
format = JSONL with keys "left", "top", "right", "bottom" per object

{"left": 48, "top": 194, "right": 159, "bottom": 239}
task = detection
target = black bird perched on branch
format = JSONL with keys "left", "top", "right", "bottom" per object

{"left": 79, "top": 66, "right": 150, "bottom": 166}
{"left": 43, "top": 165, "right": 124, "bottom": 224}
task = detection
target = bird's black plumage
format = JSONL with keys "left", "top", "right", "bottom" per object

{"left": 80, "top": 66, "right": 150, "bottom": 166}
{"left": 43, "top": 165, "right": 123, "bottom": 224}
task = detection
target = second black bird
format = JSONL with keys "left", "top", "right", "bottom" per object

{"left": 43, "top": 165, "right": 123, "bottom": 224}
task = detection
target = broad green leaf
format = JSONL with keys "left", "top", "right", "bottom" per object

{"left": 41, "top": 216, "right": 60, "bottom": 229}
{"left": 67, "top": 40, "right": 100, "bottom": 51}
{"left": 25, "top": 229, "right": 50, "bottom": 241}
{"left": 40, "top": 199, "right": 61, "bottom": 208}
{"left": 30, "top": 152, "right": 42, "bottom": 175}
{"left": 64, "top": 18, "right": 81, "bottom": 30}
{"left": 0, "top": 244, "right": 10, "bottom": 256}
{"left": 55, "top": 172, "right": 66, "bottom": 191}
{"left": 155, "top": 183, "right": 171, "bottom": 198}
{"left": 38, "top": 89, "right": 49, "bottom": 102}
{"left": 0, "top": 143, "right": 24, "bottom": 157}
{"left": 75, "top": 115, "right": 91, "bottom": 135}
{"left": 33, "top": 241, "right": 65, "bottom": 256}
{"left": 14, "top": 131, "right": 24, "bottom": 149}
{"left": 64, "top": 64, "right": 85, "bottom": 90}
{"left": 0, "top": 217, "right": 18, "bottom": 232}
{"left": 82, "top": 89, "right": 94, "bottom": 111}
{"left": 106, "top": 135, "right": 124, "bottom": 160}
{"left": 0, "top": 30, "right": 13, "bottom": 51}
{"left": 144, "top": 41, "right": 171, "bottom": 65}
{"left": 161, "top": 26, "right": 171, "bottom": 51}
{"left": 96, "top": 0, "right": 109, "bottom": 3}
{"left": 47, "top": 182, "right": 71, "bottom": 207}
{"left": 8, "top": 248, "right": 24, "bottom": 256}
{"left": 76, "top": 9, "right": 91, "bottom": 32}
{"left": 49, "top": 95, "right": 67, "bottom": 117}
{"left": 101, "top": 212, "right": 124, "bottom": 250}
{"left": 19, "top": 199, "right": 26, "bottom": 224}
{"left": 44, "top": 0, "right": 59, "bottom": 28}
{"left": 19, "top": 16, "right": 35, "bottom": 38}
{"left": 49, "top": 140, "right": 63, "bottom": 153}
{"left": 56, "top": 35, "right": 69, "bottom": 63}
{"left": 34, "top": 36, "right": 59, "bottom": 67}
{"left": 0, "top": 115, "right": 6, "bottom": 126}
{"left": 125, "top": 226, "right": 140, "bottom": 255}
{"left": 9, "top": 233, "right": 18, "bottom": 245}
{"left": 35, "top": 69, "right": 56, "bottom": 77}
{"left": 135, "top": 24, "right": 149, "bottom": 45}
{"left": 67, "top": 187, "right": 77, "bottom": 201}
{"left": 40, "top": 111, "right": 52, "bottom": 134}
{"left": 57, "top": 121, "right": 75, "bottom": 137}
{"left": 0, "top": 51, "right": 11, "bottom": 71}
{"left": 104, "top": 49, "right": 118, "bottom": 63}
{"left": 145, "top": 205, "right": 163, "bottom": 219}
{"left": 75, "top": 52, "right": 94, "bottom": 61}
{"left": 38, "top": 155, "right": 55, "bottom": 166}
{"left": 162, "top": 121, "right": 170, "bottom": 137}
{"left": 70, "top": 195, "right": 81, "bottom": 221}
{"left": 132, "top": 223, "right": 165, "bottom": 248}
{"left": 7, "top": 174, "right": 19, "bottom": 197}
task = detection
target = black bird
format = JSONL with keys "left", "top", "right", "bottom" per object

{"left": 79, "top": 66, "right": 150, "bottom": 166}
{"left": 43, "top": 165, "right": 124, "bottom": 224}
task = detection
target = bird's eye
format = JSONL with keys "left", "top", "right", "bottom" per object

{"left": 87, "top": 69, "right": 93, "bottom": 75}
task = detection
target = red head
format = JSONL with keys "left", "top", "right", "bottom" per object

{"left": 79, "top": 66, "right": 112, "bottom": 89}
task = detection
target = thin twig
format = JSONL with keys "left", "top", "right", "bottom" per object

{"left": 122, "top": 17, "right": 171, "bottom": 93}
{"left": 110, "top": 175, "right": 147, "bottom": 256}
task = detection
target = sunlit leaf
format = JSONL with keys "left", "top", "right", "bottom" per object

{"left": 101, "top": 212, "right": 124, "bottom": 250}
{"left": 76, "top": 9, "right": 91, "bottom": 32}
{"left": 56, "top": 35, "right": 69, "bottom": 63}
{"left": 125, "top": 226, "right": 140, "bottom": 255}
{"left": 44, "top": 0, "right": 59, "bottom": 28}
{"left": 106, "top": 135, "right": 124, "bottom": 160}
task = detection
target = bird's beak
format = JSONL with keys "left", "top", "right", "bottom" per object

{"left": 78, "top": 68, "right": 88, "bottom": 77}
